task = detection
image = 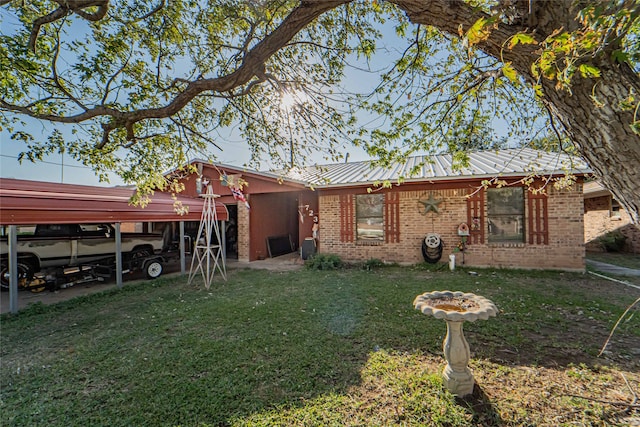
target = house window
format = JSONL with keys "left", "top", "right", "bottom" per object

{"left": 356, "top": 194, "right": 384, "bottom": 241}
{"left": 611, "top": 198, "right": 621, "bottom": 219}
{"left": 487, "top": 187, "right": 525, "bottom": 243}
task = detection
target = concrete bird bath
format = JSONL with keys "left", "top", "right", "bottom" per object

{"left": 414, "top": 291, "right": 498, "bottom": 397}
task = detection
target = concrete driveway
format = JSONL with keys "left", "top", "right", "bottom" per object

{"left": 1, "top": 252, "right": 303, "bottom": 315}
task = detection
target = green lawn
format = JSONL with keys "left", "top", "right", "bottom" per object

{"left": 586, "top": 251, "right": 640, "bottom": 270}
{"left": 1, "top": 264, "right": 639, "bottom": 426}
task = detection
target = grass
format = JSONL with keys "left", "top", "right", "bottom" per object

{"left": 586, "top": 251, "right": 640, "bottom": 270}
{"left": 1, "top": 264, "right": 639, "bottom": 426}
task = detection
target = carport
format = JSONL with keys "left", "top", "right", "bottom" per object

{"left": 0, "top": 178, "right": 228, "bottom": 313}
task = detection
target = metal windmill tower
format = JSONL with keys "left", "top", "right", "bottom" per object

{"left": 188, "top": 184, "right": 226, "bottom": 288}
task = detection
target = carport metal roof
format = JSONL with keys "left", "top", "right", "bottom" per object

{"left": 0, "top": 178, "right": 228, "bottom": 225}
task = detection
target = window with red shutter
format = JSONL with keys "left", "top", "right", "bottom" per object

{"left": 487, "top": 187, "right": 525, "bottom": 243}
{"left": 356, "top": 194, "right": 384, "bottom": 241}
{"left": 340, "top": 192, "right": 400, "bottom": 244}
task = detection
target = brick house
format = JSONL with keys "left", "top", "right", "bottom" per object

{"left": 182, "top": 148, "right": 590, "bottom": 271}
{"left": 583, "top": 181, "right": 640, "bottom": 253}
{"left": 170, "top": 162, "right": 317, "bottom": 262}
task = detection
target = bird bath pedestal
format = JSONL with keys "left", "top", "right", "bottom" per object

{"left": 414, "top": 291, "right": 498, "bottom": 397}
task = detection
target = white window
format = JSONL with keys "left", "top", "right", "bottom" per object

{"left": 487, "top": 187, "right": 525, "bottom": 243}
{"left": 356, "top": 194, "right": 384, "bottom": 241}
{"left": 611, "top": 198, "right": 621, "bottom": 219}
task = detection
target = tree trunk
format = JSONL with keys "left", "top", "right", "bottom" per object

{"left": 393, "top": 0, "right": 640, "bottom": 223}
{"left": 543, "top": 61, "right": 640, "bottom": 224}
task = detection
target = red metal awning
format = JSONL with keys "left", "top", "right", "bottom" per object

{"left": 0, "top": 178, "right": 228, "bottom": 225}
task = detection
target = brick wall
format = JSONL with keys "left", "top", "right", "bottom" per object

{"left": 120, "top": 222, "right": 142, "bottom": 233}
{"left": 584, "top": 195, "right": 640, "bottom": 253}
{"left": 318, "top": 182, "right": 586, "bottom": 271}
{"left": 236, "top": 199, "right": 251, "bottom": 262}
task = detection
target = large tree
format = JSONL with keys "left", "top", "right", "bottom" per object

{"left": 1, "top": 0, "right": 639, "bottom": 221}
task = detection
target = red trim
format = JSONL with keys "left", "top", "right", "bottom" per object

{"left": 339, "top": 194, "right": 354, "bottom": 242}
{"left": 385, "top": 192, "right": 400, "bottom": 243}
{"left": 466, "top": 189, "right": 485, "bottom": 244}
{"left": 528, "top": 192, "right": 548, "bottom": 245}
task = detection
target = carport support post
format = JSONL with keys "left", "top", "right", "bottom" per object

{"left": 115, "top": 222, "right": 123, "bottom": 288}
{"left": 179, "top": 221, "right": 186, "bottom": 274}
{"left": 8, "top": 225, "right": 18, "bottom": 314}
{"left": 221, "top": 220, "right": 226, "bottom": 263}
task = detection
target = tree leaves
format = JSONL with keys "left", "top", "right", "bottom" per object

{"left": 464, "top": 16, "right": 498, "bottom": 46}
{"left": 1, "top": 0, "right": 639, "bottom": 218}
{"left": 501, "top": 62, "right": 517, "bottom": 83}
{"left": 508, "top": 33, "right": 537, "bottom": 50}
{"left": 578, "top": 64, "right": 601, "bottom": 78}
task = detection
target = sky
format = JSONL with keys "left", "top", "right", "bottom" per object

{"left": 0, "top": 5, "right": 515, "bottom": 188}
{"left": 1, "top": 126, "right": 273, "bottom": 187}
{"left": 1, "top": 130, "right": 123, "bottom": 187}
{"left": 0, "top": 106, "right": 376, "bottom": 187}
{"left": 0, "top": 6, "right": 387, "bottom": 188}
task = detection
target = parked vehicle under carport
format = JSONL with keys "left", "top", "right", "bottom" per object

{"left": 0, "top": 223, "right": 170, "bottom": 291}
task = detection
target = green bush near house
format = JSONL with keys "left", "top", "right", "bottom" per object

{"left": 597, "top": 230, "right": 627, "bottom": 252}
{"left": 362, "top": 258, "right": 386, "bottom": 270}
{"left": 304, "top": 253, "right": 343, "bottom": 270}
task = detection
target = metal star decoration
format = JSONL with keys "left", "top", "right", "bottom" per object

{"left": 418, "top": 193, "right": 443, "bottom": 215}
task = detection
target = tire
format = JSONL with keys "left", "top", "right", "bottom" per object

{"left": 424, "top": 233, "right": 441, "bottom": 249}
{"left": 126, "top": 247, "right": 152, "bottom": 272}
{"left": 129, "top": 248, "right": 152, "bottom": 261}
{"left": 145, "top": 260, "right": 163, "bottom": 279}
{"left": 0, "top": 262, "right": 35, "bottom": 291}
{"left": 422, "top": 239, "right": 444, "bottom": 264}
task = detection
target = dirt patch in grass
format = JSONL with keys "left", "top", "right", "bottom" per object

{"left": 468, "top": 361, "right": 639, "bottom": 426}
{"left": 480, "top": 302, "right": 639, "bottom": 370}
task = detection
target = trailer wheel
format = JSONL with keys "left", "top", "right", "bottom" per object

{"left": 145, "top": 260, "right": 163, "bottom": 279}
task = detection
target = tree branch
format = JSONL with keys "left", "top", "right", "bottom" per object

{"left": 50, "top": 25, "right": 87, "bottom": 112}
{"left": 27, "top": 0, "right": 110, "bottom": 52}
{"left": 130, "top": 0, "right": 164, "bottom": 22}
{"left": 70, "top": 0, "right": 108, "bottom": 22}
{"left": 169, "top": 116, "right": 222, "bottom": 151}
{"left": 5, "top": 0, "right": 352, "bottom": 146}
{"left": 29, "top": 6, "right": 71, "bottom": 52}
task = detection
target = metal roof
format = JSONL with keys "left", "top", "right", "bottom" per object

{"left": 282, "top": 148, "right": 591, "bottom": 188}
{"left": 0, "top": 178, "right": 228, "bottom": 225}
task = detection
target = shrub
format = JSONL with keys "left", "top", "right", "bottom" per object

{"left": 362, "top": 258, "right": 386, "bottom": 270}
{"left": 598, "top": 231, "right": 627, "bottom": 252}
{"left": 305, "top": 253, "right": 343, "bottom": 270}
